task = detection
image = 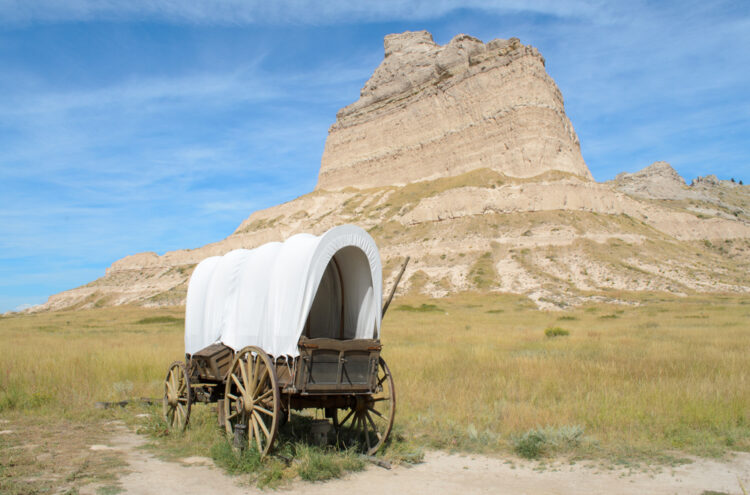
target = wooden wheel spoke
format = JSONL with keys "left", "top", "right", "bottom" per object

{"left": 253, "top": 368, "right": 269, "bottom": 398}
{"left": 226, "top": 411, "right": 239, "bottom": 420}
{"left": 254, "top": 405, "right": 274, "bottom": 417}
{"left": 246, "top": 357, "right": 257, "bottom": 393}
{"left": 256, "top": 389, "right": 273, "bottom": 402}
{"left": 253, "top": 356, "right": 261, "bottom": 391}
{"left": 227, "top": 393, "right": 238, "bottom": 400}
{"left": 239, "top": 358, "right": 250, "bottom": 392}
{"left": 339, "top": 408, "right": 355, "bottom": 427}
{"left": 367, "top": 406, "right": 387, "bottom": 420}
{"left": 365, "top": 412, "right": 382, "bottom": 440}
{"left": 363, "top": 414, "right": 372, "bottom": 451}
{"left": 253, "top": 411, "right": 270, "bottom": 439}
{"left": 231, "top": 373, "right": 246, "bottom": 396}
{"left": 178, "top": 397, "right": 188, "bottom": 403}
{"left": 251, "top": 415, "right": 262, "bottom": 452}
{"left": 245, "top": 357, "right": 257, "bottom": 393}
{"left": 371, "top": 396, "right": 390, "bottom": 402}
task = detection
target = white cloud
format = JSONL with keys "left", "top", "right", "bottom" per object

{"left": 0, "top": 0, "right": 610, "bottom": 25}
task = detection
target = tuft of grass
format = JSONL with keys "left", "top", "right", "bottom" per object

{"left": 512, "top": 426, "right": 585, "bottom": 459}
{"left": 544, "top": 327, "right": 570, "bottom": 338}
{"left": 96, "top": 486, "right": 125, "bottom": 495}
{"left": 468, "top": 252, "right": 497, "bottom": 289}
{"left": 557, "top": 315, "right": 578, "bottom": 321}
{"left": 395, "top": 303, "right": 444, "bottom": 313}
{"left": 294, "top": 444, "right": 364, "bottom": 482}
{"left": 210, "top": 440, "right": 262, "bottom": 475}
{"left": 135, "top": 315, "right": 184, "bottom": 325}
{"left": 598, "top": 313, "right": 619, "bottom": 319}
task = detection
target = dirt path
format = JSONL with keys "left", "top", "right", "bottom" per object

{"left": 83, "top": 424, "right": 750, "bottom": 495}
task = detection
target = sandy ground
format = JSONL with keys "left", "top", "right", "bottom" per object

{"left": 79, "top": 424, "right": 750, "bottom": 495}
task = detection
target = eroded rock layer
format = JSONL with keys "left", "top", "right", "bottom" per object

{"left": 317, "top": 31, "right": 592, "bottom": 190}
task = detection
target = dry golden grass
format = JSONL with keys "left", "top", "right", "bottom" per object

{"left": 1, "top": 293, "right": 748, "bottom": 461}
{"left": 0, "top": 306, "right": 185, "bottom": 414}
{"left": 386, "top": 293, "right": 750, "bottom": 458}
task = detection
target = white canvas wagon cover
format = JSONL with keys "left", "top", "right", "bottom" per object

{"left": 184, "top": 225, "right": 383, "bottom": 358}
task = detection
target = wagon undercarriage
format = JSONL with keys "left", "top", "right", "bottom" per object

{"left": 163, "top": 339, "right": 396, "bottom": 457}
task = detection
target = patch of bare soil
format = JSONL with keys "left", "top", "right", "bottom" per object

{"left": 0, "top": 416, "right": 126, "bottom": 494}
{"left": 84, "top": 425, "right": 750, "bottom": 495}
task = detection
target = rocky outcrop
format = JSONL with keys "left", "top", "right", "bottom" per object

{"left": 610, "top": 162, "right": 750, "bottom": 224}
{"left": 610, "top": 161, "right": 689, "bottom": 200}
{"left": 317, "top": 31, "right": 591, "bottom": 190}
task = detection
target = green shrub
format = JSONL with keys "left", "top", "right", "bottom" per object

{"left": 513, "top": 429, "right": 548, "bottom": 459}
{"left": 209, "top": 439, "right": 262, "bottom": 474}
{"left": 544, "top": 327, "right": 570, "bottom": 338}
{"left": 512, "top": 426, "right": 584, "bottom": 459}
{"left": 295, "top": 444, "right": 364, "bottom": 481}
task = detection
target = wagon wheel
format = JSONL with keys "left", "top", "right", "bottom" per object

{"left": 335, "top": 357, "right": 395, "bottom": 455}
{"left": 224, "top": 346, "right": 280, "bottom": 458}
{"left": 163, "top": 361, "right": 192, "bottom": 430}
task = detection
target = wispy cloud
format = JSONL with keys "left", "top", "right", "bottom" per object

{"left": 0, "top": 0, "right": 610, "bottom": 25}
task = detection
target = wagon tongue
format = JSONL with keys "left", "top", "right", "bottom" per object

{"left": 382, "top": 256, "right": 410, "bottom": 319}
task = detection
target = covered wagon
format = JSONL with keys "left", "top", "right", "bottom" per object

{"left": 162, "top": 225, "right": 406, "bottom": 457}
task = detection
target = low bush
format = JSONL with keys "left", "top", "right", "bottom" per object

{"left": 544, "top": 327, "right": 570, "bottom": 338}
{"left": 512, "top": 425, "right": 585, "bottom": 459}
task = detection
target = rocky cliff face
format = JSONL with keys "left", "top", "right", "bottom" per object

{"left": 317, "top": 31, "right": 591, "bottom": 190}
{"left": 33, "top": 31, "right": 750, "bottom": 313}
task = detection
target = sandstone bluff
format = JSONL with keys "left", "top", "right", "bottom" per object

{"left": 318, "top": 31, "right": 591, "bottom": 190}
{"left": 38, "top": 31, "right": 750, "bottom": 312}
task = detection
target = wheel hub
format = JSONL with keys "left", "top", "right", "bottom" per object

{"left": 237, "top": 395, "right": 254, "bottom": 413}
{"left": 354, "top": 396, "right": 368, "bottom": 413}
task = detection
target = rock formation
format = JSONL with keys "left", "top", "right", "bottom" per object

{"left": 610, "top": 161, "right": 689, "bottom": 200}
{"left": 610, "top": 161, "right": 750, "bottom": 224}
{"left": 317, "top": 31, "right": 591, "bottom": 190}
{"left": 31, "top": 31, "right": 750, "bottom": 313}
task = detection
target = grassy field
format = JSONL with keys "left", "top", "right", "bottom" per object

{"left": 1, "top": 292, "right": 749, "bottom": 489}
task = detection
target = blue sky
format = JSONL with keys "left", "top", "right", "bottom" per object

{"left": 1, "top": 1, "right": 748, "bottom": 312}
